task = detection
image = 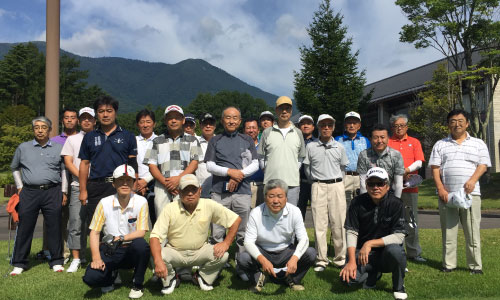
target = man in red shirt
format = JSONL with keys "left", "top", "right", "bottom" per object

{"left": 388, "top": 114, "right": 426, "bottom": 262}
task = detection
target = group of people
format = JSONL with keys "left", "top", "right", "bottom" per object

{"left": 9, "top": 94, "right": 491, "bottom": 300}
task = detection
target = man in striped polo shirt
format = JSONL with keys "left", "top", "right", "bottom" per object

{"left": 429, "top": 109, "right": 491, "bottom": 274}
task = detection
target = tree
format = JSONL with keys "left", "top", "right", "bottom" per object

{"left": 396, "top": 0, "right": 500, "bottom": 141}
{"left": 294, "top": 0, "right": 366, "bottom": 130}
{"left": 0, "top": 124, "right": 32, "bottom": 171}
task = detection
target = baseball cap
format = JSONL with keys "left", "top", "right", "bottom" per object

{"left": 317, "top": 114, "right": 335, "bottom": 125}
{"left": 298, "top": 115, "right": 314, "bottom": 124}
{"left": 344, "top": 111, "right": 361, "bottom": 121}
{"left": 200, "top": 113, "right": 216, "bottom": 123}
{"left": 366, "top": 167, "right": 389, "bottom": 181}
{"left": 79, "top": 107, "right": 95, "bottom": 117}
{"left": 276, "top": 96, "right": 293, "bottom": 107}
{"left": 185, "top": 113, "right": 196, "bottom": 124}
{"left": 179, "top": 174, "right": 200, "bottom": 190}
{"left": 164, "top": 105, "right": 184, "bottom": 116}
{"left": 259, "top": 111, "right": 275, "bottom": 121}
{"left": 112, "top": 164, "right": 135, "bottom": 180}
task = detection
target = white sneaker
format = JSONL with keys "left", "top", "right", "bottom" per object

{"left": 52, "top": 265, "right": 64, "bottom": 272}
{"left": 66, "top": 259, "right": 81, "bottom": 273}
{"left": 196, "top": 274, "right": 213, "bottom": 291}
{"left": 394, "top": 291, "right": 408, "bottom": 300}
{"left": 314, "top": 266, "right": 325, "bottom": 272}
{"left": 101, "top": 285, "right": 114, "bottom": 293}
{"left": 161, "top": 279, "right": 177, "bottom": 295}
{"left": 10, "top": 267, "right": 24, "bottom": 276}
{"left": 128, "top": 287, "right": 144, "bottom": 299}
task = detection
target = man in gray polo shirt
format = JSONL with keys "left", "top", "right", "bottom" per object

{"left": 303, "top": 114, "right": 349, "bottom": 271}
{"left": 205, "top": 106, "right": 259, "bottom": 278}
{"left": 10, "top": 116, "right": 68, "bottom": 275}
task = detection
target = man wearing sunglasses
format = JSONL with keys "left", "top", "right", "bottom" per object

{"left": 340, "top": 167, "right": 408, "bottom": 300}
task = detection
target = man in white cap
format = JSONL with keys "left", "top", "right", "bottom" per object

{"left": 259, "top": 111, "right": 274, "bottom": 131}
{"left": 150, "top": 174, "right": 241, "bottom": 294}
{"left": 143, "top": 104, "right": 202, "bottom": 216}
{"left": 340, "top": 167, "right": 408, "bottom": 300}
{"left": 335, "top": 111, "right": 371, "bottom": 206}
{"left": 61, "top": 107, "right": 96, "bottom": 272}
{"left": 297, "top": 114, "right": 317, "bottom": 219}
{"left": 82, "top": 164, "right": 150, "bottom": 299}
{"left": 303, "top": 114, "right": 348, "bottom": 271}
{"left": 258, "top": 96, "right": 306, "bottom": 206}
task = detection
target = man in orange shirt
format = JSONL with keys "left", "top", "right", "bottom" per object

{"left": 388, "top": 114, "right": 426, "bottom": 262}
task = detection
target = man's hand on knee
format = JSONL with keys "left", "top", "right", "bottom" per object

{"left": 155, "top": 260, "right": 168, "bottom": 279}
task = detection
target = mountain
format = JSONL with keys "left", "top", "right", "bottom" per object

{"left": 0, "top": 41, "right": 278, "bottom": 113}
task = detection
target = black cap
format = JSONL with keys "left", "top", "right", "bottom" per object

{"left": 185, "top": 113, "right": 196, "bottom": 124}
{"left": 200, "top": 113, "right": 216, "bottom": 123}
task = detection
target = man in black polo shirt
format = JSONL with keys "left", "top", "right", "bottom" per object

{"left": 340, "top": 167, "right": 408, "bottom": 300}
{"left": 79, "top": 96, "right": 138, "bottom": 225}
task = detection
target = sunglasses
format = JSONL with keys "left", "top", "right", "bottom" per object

{"left": 366, "top": 181, "right": 387, "bottom": 188}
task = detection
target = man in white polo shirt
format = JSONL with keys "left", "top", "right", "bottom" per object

{"left": 429, "top": 109, "right": 491, "bottom": 274}
{"left": 82, "top": 164, "right": 150, "bottom": 299}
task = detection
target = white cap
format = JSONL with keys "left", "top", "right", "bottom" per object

{"left": 298, "top": 115, "right": 314, "bottom": 124}
{"left": 344, "top": 111, "right": 361, "bottom": 121}
{"left": 112, "top": 164, "right": 135, "bottom": 179}
{"left": 366, "top": 167, "right": 388, "bottom": 181}
{"left": 179, "top": 174, "right": 200, "bottom": 190}
{"left": 317, "top": 114, "right": 335, "bottom": 125}
{"left": 259, "top": 111, "right": 274, "bottom": 120}
{"left": 79, "top": 107, "right": 95, "bottom": 117}
{"left": 164, "top": 105, "right": 184, "bottom": 116}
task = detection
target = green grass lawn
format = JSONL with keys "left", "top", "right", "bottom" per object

{"left": 1, "top": 229, "right": 499, "bottom": 300}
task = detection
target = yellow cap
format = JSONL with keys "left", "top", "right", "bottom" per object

{"left": 276, "top": 96, "right": 293, "bottom": 107}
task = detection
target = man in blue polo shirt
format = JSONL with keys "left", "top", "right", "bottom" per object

{"left": 79, "top": 96, "right": 138, "bottom": 225}
{"left": 335, "top": 112, "right": 370, "bottom": 206}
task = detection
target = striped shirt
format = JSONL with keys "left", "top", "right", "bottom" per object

{"left": 89, "top": 193, "right": 149, "bottom": 237}
{"left": 429, "top": 134, "right": 491, "bottom": 195}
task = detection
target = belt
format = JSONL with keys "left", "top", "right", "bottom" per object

{"left": 23, "top": 183, "right": 59, "bottom": 190}
{"left": 315, "top": 178, "right": 342, "bottom": 184}
{"left": 345, "top": 171, "right": 359, "bottom": 176}
{"left": 89, "top": 177, "right": 114, "bottom": 183}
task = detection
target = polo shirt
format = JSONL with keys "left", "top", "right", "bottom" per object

{"left": 204, "top": 131, "right": 257, "bottom": 195}
{"left": 50, "top": 132, "right": 68, "bottom": 145}
{"left": 143, "top": 132, "right": 201, "bottom": 178}
{"left": 356, "top": 147, "right": 405, "bottom": 185}
{"left": 79, "top": 126, "right": 137, "bottom": 179}
{"left": 258, "top": 123, "right": 306, "bottom": 186}
{"left": 345, "top": 192, "right": 406, "bottom": 249}
{"left": 136, "top": 133, "right": 157, "bottom": 182}
{"left": 388, "top": 134, "right": 425, "bottom": 193}
{"left": 304, "top": 138, "right": 349, "bottom": 180}
{"left": 61, "top": 131, "right": 86, "bottom": 186}
{"left": 335, "top": 132, "right": 371, "bottom": 172}
{"left": 428, "top": 133, "right": 491, "bottom": 195}
{"left": 150, "top": 198, "right": 238, "bottom": 250}
{"left": 89, "top": 193, "right": 149, "bottom": 237}
{"left": 11, "top": 140, "right": 65, "bottom": 186}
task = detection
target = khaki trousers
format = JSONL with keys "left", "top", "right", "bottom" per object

{"left": 250, "top": 182, "right": 264, "bottom": 209}
{"left": 161, "top": 243, "right": 228, "bottom": 286}
{"left": 438, "top": 195, "right": 482, "bottom": 270}
{"left": 401, "top": 193, "right": 422, "bottom": 258}
{"left": 344, "top": 175, "right": 360, "bottom": 207}
{"left": 311, "top": 181, "right": 346, "bottom": 267}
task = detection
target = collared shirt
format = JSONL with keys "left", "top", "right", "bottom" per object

{"left": 429, "top": 133, "right": 491, "bottom": 195}
{"left": 89, "top": 193, "right": 149, "bottom": 237}
{"left": 205, "top": 131, "right": 258, "bottom": 195}
{"left": 79, "top": 126, "right": 137, "bottom": 179}
{"left": 258, "top": 123, "right": 306, "bottom": 186}
{"left": 356, "top": 147, "right": 405, "bottom": 185}
{"left": 150, "top": 198, "right": 238, "bottom": 250}
{"left": 335, "top": 132, "right": 371, "bottom": 172}
{"left": 248, "top": 140, "right": 264, "bottom": 183}
{"left": 143, "top": 132, "right": 201, "bottom": 180}
{"left": 244, "top": 203, "right": 308, "bottom": 253}
{"left": 50, "top": 132, "right": 68, "bottom": 145}
{"left": 61, "top": 131, "right": 86, "bottom": 186}
{"left": 388, "top": 134, "right": 425, "bottom": 193}
{"left": 136, "top": 133, "right": 157, "bottom": 182}
{"left": 304, "top": 138, "right": 349, "bottom": 180}
{"left": 345, "top": 192, "right": 407, "bottom": 249}
{"left": 11, "top": 139, "right": 65, "bottom": 187}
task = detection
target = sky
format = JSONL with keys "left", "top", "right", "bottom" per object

{"left": 0, "top": 0, "right": 445, "bottom": 97}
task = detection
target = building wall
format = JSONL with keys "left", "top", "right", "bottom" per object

{"left": 489, "top": 82, "right": 500, "bottom": 172}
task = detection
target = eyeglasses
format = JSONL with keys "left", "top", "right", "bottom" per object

{"left": 392, "top": 124, "right": 407, "bottom": 129}
{"left": 224, "top": 116, "right": 240, "bottom": 121}
{"left": 448, "top": 119, "right": 466, "bottom": 125}
{"left": 33, "top": 125, "right": 49, "bottom": 130}
{"left": 366, "top": 181, "right": 387, "bottom": 188}
{"left": 319, "top": 123, "right": 334, "bottom": 128}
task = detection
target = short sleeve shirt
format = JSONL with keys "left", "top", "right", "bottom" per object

{"left": 356, "top": 147, "right": 405, "bottom": 185}
{"left": 335, "top": 132, "right": 371, "bottom": 172}
{"left": 344, "top": 193, "right": 406, "bottom": 249}
{"left": 303, "top": 138, "right": 349, "bottom": 180}
{"left": 388, "top": 135, "right": 425, "bottom": 193}
{"left": 61, "top": 131, "right": 85, "bottom": 186}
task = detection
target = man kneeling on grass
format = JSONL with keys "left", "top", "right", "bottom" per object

{"left": 82, "top": 164, "right": 150, "bottom": 299}
{"left": 150, "top": 174, "right": 241, "bottom": 294}
{"left": 237, "top": 179, "right": 316, "bottom": 292}
{"left": 340, "top": 167, "right": 408, "bottom": 300}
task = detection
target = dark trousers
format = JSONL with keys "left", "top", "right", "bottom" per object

{"left": 298, "top": 181, "right": 312, "bottom": 220}
{"left": 146, "top": 181, "right": 157, "bottom": 226}
{"left": 82, "top": 238, "right": 150, "bottom": 288}
{"left": 12, "top": 186, "right": 63, "bottom": 269}
{"left": 237, "top": 244, "right": 316, "bottom": 285}
{"left": 86, "top": 181, "right": 115, "bottom": 226}
{"left": 341, "top": 244, "right": 406, "bottom": 292}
